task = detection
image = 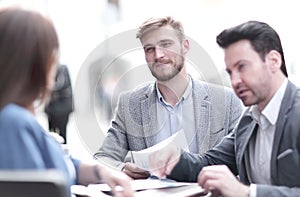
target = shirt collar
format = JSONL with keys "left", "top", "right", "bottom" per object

{"left": 156, "top": 76, "right": 192, "bottom": 105}
{"left": 250, "top": 78, "right": 288, "bottom": 127}
{"left": 181, "top": 76, "right": 193, "bottom": 100}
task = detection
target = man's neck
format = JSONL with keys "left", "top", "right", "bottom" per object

{"left": 257, "top": 75, "right": 286, "bottom": 112}
{"left": 157, "top": 69, "right": 189, "bottom": 106}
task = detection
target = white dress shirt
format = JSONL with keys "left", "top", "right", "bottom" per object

{"left": 249, "top": 78, "right": 288, "bottom": 197}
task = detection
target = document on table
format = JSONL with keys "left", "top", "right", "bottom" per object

{"left": 131, "top": 129, "right": 189, "bottom": 171}
{"left": 71, "top": 180, "right": 207, "bottom": 197}
{"left": 88, "top": 179, "right": 192, "bottom": 192}
{"left": 134, "top": 183, "right": 208, "bottom": 197}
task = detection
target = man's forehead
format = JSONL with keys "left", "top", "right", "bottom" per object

{"left": 141, "top": 26, "right": 179, "bottom": 45}
{"left": 141, "top": 25, "right": 176, "bottom": 37}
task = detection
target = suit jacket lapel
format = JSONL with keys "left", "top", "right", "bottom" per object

{"left": 140, "top": 83, "right": 158, "bottom": 147}
{"left": 270, "top": 81, "right": 295, "bottom": 183}
{"left": 235, "top": 112, "right": 257, "bottom": 183}
{"left": 192, "top": 79, "right": 211, "bottom": 153}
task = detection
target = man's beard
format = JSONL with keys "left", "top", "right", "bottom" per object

{"left": 150, "top": 55, "right": 184, "bottom": 81}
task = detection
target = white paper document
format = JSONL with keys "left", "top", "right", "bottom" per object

{"left": 131, "top": 129, "right": 189, "bottom": 170}
{"left": 88, "top": 179, "right": 192, "bottom": 192}
{"left": 71, "top": 182, "right": 208, "bottom": 197}
{"left": 79, "top": 180, "right": 206, "bottom": 197}
{"left": 134, "top": 183, "right": 207, "bottom": 197}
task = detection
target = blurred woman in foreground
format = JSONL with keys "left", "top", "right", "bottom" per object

{"left": 0, "top": 7, "right": 133, "bottom": 197}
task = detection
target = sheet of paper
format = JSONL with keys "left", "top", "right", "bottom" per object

{"left": 131, "top": 129, "right": 189, "bottom": 170}
{"left": 134, "top": 183, "right": 207, "bottom": 197}
{"left": 71, "top": 185, "right": 110, "bottom": 197}
{"left": 88, "top": 179, "right": 193, "bottom": 192}
{"left": 72, "top": 180, "right": 206, "bottom": 197}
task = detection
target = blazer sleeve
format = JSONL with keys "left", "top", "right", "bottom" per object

{"left": 168, "top": 131, "right": 238, "bottom": 182}
{"left": 256, "top": 184, "right": 300, "bottom": 197}
{"left": 94, "top": 92, "right": 129, "bottom": 170}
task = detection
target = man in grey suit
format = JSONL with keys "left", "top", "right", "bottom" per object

{"left": 149, "top": 21, "right": 300, "bottom": 197}
{"left": 94, "top": 16, "right": 242, "bottom": 179}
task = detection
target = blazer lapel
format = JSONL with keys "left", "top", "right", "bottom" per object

{"left": 140, "top": 84, "right": 158, "bottom": 147}
{"left": 192, "top": 80, "right": 211, "bottom": 153}
{"left": 235, "top": 112, "right": 257, "bottom": 183}
{"left": 270, "top": 81, "right": 295, "bottom": 183}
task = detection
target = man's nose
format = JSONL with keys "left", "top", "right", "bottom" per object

{"left": 155, "top": 47, "right": 165, "bottom": 59}
{"left": 231, "top": 72, "right": 242, "bottom": 89}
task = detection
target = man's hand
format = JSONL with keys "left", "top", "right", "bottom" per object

{"left": 198, "top": 165, "right": 249, "bottom": 197}
{"left": 147, "top": 144, "right": 181, "bottom": 178}
{"left": 122, "top": 163, "right": 150, "bottom": 179}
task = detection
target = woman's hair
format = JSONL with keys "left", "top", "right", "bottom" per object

{"left": 0, "top": 7, "right": 59, "bottom": 109}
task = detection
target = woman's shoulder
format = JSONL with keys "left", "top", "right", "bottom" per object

{"left": 1, "top": 103, "right": 33, "bottom": 120}
{"left": 0, "top": 104, "right": 42, "bottom": 134}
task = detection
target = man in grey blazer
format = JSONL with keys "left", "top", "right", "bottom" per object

{"left": 149, "top": 21, "right": 300, "bottom": 197}
{"left": 94, "top": 16, "right": 242, "bottom": 179}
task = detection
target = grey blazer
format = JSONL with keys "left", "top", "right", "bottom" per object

{"left": 170, "top": 81, "right": 300, "bottom": 197}
{"left": 94, "top": 77, "right": 242, "bottom": 170}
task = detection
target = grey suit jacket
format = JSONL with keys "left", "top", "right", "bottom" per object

{"left": 94, "top": 77, "right": 242, "bottom": 170}
{"left": 170, "top": 81, "right": 300, "bottom": 197}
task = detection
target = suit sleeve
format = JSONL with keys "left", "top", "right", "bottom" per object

{"left": 168, "top": 131, "right": 238, "bottom": 182}
{"left": 256, "top": 184, "right": 300, "bottom": 197}
{"left": 94, "top": 93, "right": 129, "bottom": 170}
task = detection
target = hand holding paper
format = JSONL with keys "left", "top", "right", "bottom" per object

{"left": 122, "top": 162, "right": 150, "bottom": 179}
{"left": 147, "top": 143, "right": 181, "bottom": 178}
{"left": 131, "top": 129, "right": 188, "bottom": 178}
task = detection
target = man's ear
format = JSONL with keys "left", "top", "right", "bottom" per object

{"left": 182, "top": 39, "right": 190, "bottom": 54}
{"left": 266, "top": 50, "right": 282, "bottom": 73}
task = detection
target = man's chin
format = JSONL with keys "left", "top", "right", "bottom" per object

{"left": 151, "top": 71, "right": 177, "bottom": 82}
{"left": 156, "top": 74, "right": 177, "bottom": 82}
{"left": 241, "top": 99, "right": 255, "bottom": 107}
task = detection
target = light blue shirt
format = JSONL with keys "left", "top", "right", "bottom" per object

{"left": 154, "top": 77, "right": 198, "bottom": 153}
{"left": 0, "top": 103, "right": 80, "bottom": 196}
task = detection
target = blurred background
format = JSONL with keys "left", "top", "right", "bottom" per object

{"left": 1, "top": 0, "right": 300, "bottom": 161}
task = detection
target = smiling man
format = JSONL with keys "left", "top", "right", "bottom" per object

{"left": 94, "top": 16, "right": 242, "bottom": 179}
